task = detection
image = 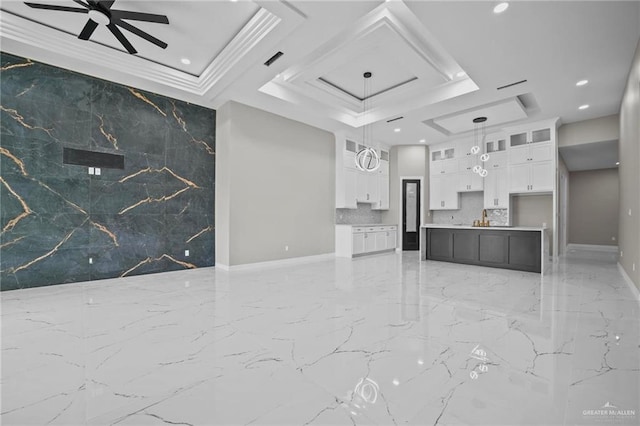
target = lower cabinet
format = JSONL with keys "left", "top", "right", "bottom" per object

{"left": 336, "top": 225, "right": 398, "bottom": 257}
{"left": 426, "top": 228, "right": 541, "bottom": 272}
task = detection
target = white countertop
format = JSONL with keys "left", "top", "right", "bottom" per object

{"left": 336, "top": 224, "right": 397, "bottom": 227}
{"left": 421, "top": 224, "right": 547, "bottom": 231}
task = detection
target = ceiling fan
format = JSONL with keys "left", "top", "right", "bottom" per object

{"left": 24, "top": 0, "right": 169, "bottom": 54}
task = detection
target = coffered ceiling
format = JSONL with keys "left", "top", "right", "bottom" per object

{"left": 1, "top": 0, "right": 639, "bottom": 148}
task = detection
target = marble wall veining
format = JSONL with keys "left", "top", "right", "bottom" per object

{"left": 336, "top": 203, "right": 382, "bottom": 224}
{"left": 431, "top": 192, "right": 508, "bottom": 226}
{"left": 0, "top": 53, "right": 216, "bottom": 291}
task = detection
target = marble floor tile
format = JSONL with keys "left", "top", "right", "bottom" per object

{"left": 2, "top": 249, "right": 639, "bottom": 425}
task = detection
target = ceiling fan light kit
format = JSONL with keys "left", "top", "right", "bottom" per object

{"left": 24, "top": 0, "right": 169, "bottom": 54}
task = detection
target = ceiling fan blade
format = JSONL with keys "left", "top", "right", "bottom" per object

{"left": 78, "top": 19, "right": 98, "bottom": 40}
{"left": 72, "top": 0, "right": 90, "bottom": 8}
{"left": 96, "top": 1, "right": 115, "bottom": 10}
{"left": 115, "top": 20, "right": 167, "bottom": 49}
{"left": 107, "top": 23, "right": 137, "bottom": 54}
{"left": 110, "top": 10, "right": 169, "bottom": 24}
{"left": 24, "top": 3, "right": 88, "bottom": 13}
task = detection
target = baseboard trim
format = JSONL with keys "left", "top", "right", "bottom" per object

{"left": 618, "top": 263, "right": 640, "bottom": 301}
{"left": 566, "top": 243, "right": 618, "bottom": 253}
{"left": 215, "top": 253, "right": 335, "bottom": 272}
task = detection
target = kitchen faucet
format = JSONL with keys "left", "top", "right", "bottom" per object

{"left": 473, "top": 209, "right": 490, "bottom": 227}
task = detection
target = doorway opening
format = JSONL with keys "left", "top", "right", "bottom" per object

{"left": 402, "top": 179, "right": 420, "bottom": 250}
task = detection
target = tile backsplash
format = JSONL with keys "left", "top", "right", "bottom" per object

{"left": 431, "top": 192, "right": 508, "bottom": 226}
{"left": 336, "top": 203, "right": 382, "bottom": 224}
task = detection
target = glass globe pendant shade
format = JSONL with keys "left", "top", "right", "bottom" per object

{"left": 479, "top": 169, "right": 488, "bottom": 177}
{"left": 480, "top": 153, "right": 490, "bottom": 162}
{"left": 470, "top": 145, "right": 480, "bottom": 155}
{"left": 355, "top": 147, "right": 380, "bottom": 172}
{"left": 472, "top": 165, "right": 481, "bottom": 174}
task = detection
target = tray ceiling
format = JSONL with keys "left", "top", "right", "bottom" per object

{"left": 1, "top": 0, "right": 638, "bottom": 148}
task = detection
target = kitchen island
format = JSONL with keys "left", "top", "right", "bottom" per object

{"left": 420, "top": 224, "right": 548, "bottom": 273}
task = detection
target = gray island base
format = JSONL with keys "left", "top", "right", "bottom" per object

{"left": 420, "top": 225, "right": 549, "bottom": 273}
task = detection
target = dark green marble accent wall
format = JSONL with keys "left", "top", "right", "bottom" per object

{"left": 0, "top": 53, "right": 215, "bottom": 291}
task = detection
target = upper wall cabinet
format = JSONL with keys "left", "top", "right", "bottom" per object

{"left": 484, "top": 133, "right": 507, "bottom": 154}
{"left": 335, "top": 134, "right": 389, "bottom": 210}
{"left": 430, "top": 141, "right": 457, "bottom": 175}
{"left": 507, "top": 125, "right": 554, "bottom": 164}
{"left": 505, "top": 120, "right": 557, "bottom": 195}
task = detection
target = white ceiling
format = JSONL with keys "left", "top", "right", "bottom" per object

{"left": 1, "top": 0, "right": 639, "bottom": 152}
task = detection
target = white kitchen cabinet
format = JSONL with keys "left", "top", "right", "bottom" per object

{"left": 456, "top": 137, "right": 475, "bottom": 158}
{"left": 372, "top": 152, "right": 389, "bottom": 210}
{"left": 364, "top": 229, "right": 376, "bottom": 252}
{"left": 508, "top": 161, "right": 554, "bottom": 193}
{"left": 336, "top": 135, "right": 389, "bottom": 209}
{"left": 485, "top": 151, "right": 508, "bottom": 170}
{"left": 508, "top": 123, "right": 553, "bottom": 166}
{"left": 430, "top": 174, "right": 459, "bottom": 210}
{"left": 335, "top": 225, "right": 397, "bottom": 257}
{"left": 430, "top": 158, "right": 457, "bottom": 175}
{"left": 386, "top": 228, "right": 397, "bottom": 250}
{"left": 484, "top": 167, "right": 509, "bottom": 208}
{"left": 457, "top": 157, "right": 484, "bottom": 192}
{"left": 375, "top": 174, "right": 389, "bottom": 210}
{"left": 508, "top": 126, "right": 552, "bottom": 148}
{"left": 375, "top": 230, "right": 387, "bottom": 251}
{"left": 352, "top": 230, "right": 365, "bottom": 255}
{"left": 344, "top": 169, "right": 357, "bottom": 207}
{"left": 356, "top": 169, "right": 379, "bottom": 203}
{"left": 509, "top": 141, "right": 552, "bottom": 165}
{"left": 485, "top": 134, "right": 507, "bottom": 154}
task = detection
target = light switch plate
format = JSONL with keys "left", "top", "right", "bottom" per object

{"left": 95, "top": 168, "right": 101, "bottom": 175}
{"left": 88, "top": 167, "right": 94, "bottom": 175}
{"left": 185, "top": 250, "right": 189, "bottom": 257}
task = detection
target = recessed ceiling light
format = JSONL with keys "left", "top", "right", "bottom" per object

{"left": 456, "top": 71, "right": 466, "bottom": 78}
{"left": 419, "top": 139, "right": 426, "bottom": 143}
{"left": 493, "top": 2, "right": 509, "bottom": 14}
{"left": 394, "top": 128, "right": 401, "bottom": 133}
{"left": 180, "top": 58, "right": 191, "bottom": 65}
{"left": 579, "top": 104, "right": 590, "bottom": 110}
{"left": 576, "top": 79, "right": 589, "bottom": 87}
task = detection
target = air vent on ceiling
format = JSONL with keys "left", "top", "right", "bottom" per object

{"left": 264, "top": 51, "right": 284, "bottom": 66}
{"left": 497, "top": 79, "right": 528, "bottom": 90}
{"left": 386, "top": 116, "right": 404, "bottom": 123}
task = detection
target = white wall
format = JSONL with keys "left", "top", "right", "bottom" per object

{"left": 382, "top": 145, "right": 429, "bottom": 227}
{"left": 618, "top": 37, "right": 640, "bottom": 289}
{"left": 558, "top": 114, "right": 619, "bottom": 147}
{"left": 215, "top": 101, "right": 335, "bottom": 267}
{"left": 569, "top": 169, "right": 619, "bottom": 246}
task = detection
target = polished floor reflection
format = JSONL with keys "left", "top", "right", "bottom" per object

{"left": 2, "top": 249, "right": 639, "bottom": 425}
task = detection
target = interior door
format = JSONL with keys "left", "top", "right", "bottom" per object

{"left": 402, "top": 179, "right": 420, "bottom": 251}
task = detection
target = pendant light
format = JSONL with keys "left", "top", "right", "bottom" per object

{"left": 355, "top": 71, "right": 381, "bottom": 172}
{"left": 471, "top": 116, "right": 489, "bottom": 177}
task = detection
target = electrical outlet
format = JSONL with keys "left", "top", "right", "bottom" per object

{"left": 185, "top": 250, "right": 190, "bottom": 257}
{"left": 95, "top": 168, "right": 101, "bottom": 175}
{"left": 285, "top": 245, "right": 289, "bottom": 251}
{"left": 612, "top": 236, "right": 616, "bottom": 241}
{"left": 89, "top": 257, "right": 93, "bottom": 264}
{"left": 629, "top": 209, "right": 632, "bottom": 216}
{"left": 633, "top": 263, "right": 636, "bottom": 272}
{"left": 88, "top": 167, "right": 95, "bottom": 175}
